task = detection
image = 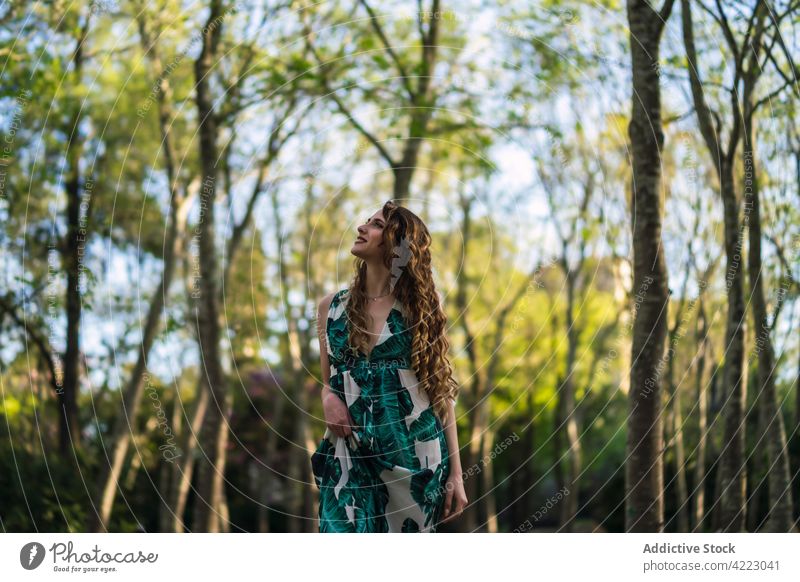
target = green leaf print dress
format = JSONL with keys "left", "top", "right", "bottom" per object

{"left": 311, "top": 288, "right": 451, "bottom": 532}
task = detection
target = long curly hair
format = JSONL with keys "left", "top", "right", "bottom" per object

{"left": 344, "top": 200, "right": 459, "bottom": 422}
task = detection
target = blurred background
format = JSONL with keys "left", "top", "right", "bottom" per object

{"left": 0, "top": 0, "right": 798, "bottom": 533}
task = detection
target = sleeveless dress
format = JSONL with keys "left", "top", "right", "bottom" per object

{"left": 311, "top": 288, "right": 451, "bottom": 532}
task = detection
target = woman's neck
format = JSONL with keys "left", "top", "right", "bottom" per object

{"left": 363, "top": 263, "right": 393, "bottom": 298}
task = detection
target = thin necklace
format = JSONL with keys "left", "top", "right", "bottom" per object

{"left": 366, "top": 289, "right": 392, "bottom": 302}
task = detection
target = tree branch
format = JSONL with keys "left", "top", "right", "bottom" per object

{"left": 299, "top": 13, "right": 397, "bottom": 168}
{"left": 681, "top": 0, "right": 723, "bottom": 166}
{"left": 659, "top": 0, "right": 677, "bottom": 28}
{"left": 358, "top": 0, "right": 416, "bottom": 100}
{"left": 753, "top": 76, "right": 794, "bottom": 111}
{"left": 0, "top": 294, "right": 60, "bottom": 394}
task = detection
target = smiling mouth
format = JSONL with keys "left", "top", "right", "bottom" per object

{"left": 355, "top": 237, "right": 366, "bottom": 243}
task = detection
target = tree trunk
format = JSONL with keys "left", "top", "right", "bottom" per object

{"left": 665, "top": 266, "right": 693, "bottom": 532}
{"left": 259, "top": 386, "right": 287, "bottom": 533}
{"left": 464, "top": 386, "right": 489, "bottom": 531}
{"left": 692, "top": 300, "right": 709, "bottom": 531}
{"left": 743, "top": 111, "right": 794, "bottom": 532}
{"left": 480, "top": 430, "right": 498, "bottom": 532}
{"left": 285, "top": 329, "right": 308, "bottom": 532}
{"left": 61, "top": 135, "right": 84, "bottom": 454}
{"left": 392, "top": 165, "right": 414, "bottom": 200}
{"left": 90, "top": 16, "right": 190, "bottom": 529}
{"left": 681, "top": 0, "right": 748, "bottom": 531}
{"left": 59, "top": 27, "right": 90, "bottom": 454}
{"left": 158, "top": 389, "right": 184, "bottom": 532}
{"left": 453, "top": 193, "right": 480, "bottom": 532}
{"left": 172, "top": 384, "right": 209, "bottom": 532}
{"left": 390, "top": 1, "right": 439, "bottom": 200}
{"left": 672, "top": 382, "right": 689, "bottom": 531}
{"left": 715, "top": 164, "right": 749, "bottom": 532}
{"left": 557, "top": 272, "right": 581, "bottom": 531}
{"left": 191, "top": 0, "right": 229, "bottom": 532}
{"left": 624, "top": 0, "right": 672, "bottom": 532}
{"left": 525, "top": 384, "right": 537, "bottom": 520}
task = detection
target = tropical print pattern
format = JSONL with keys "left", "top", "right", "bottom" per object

{"left": 311, "top": 288, "right": 451, "bottom": 532}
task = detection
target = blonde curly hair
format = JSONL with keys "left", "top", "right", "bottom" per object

{"left": 344, "top": 200, "right": 458, "bottom": 422}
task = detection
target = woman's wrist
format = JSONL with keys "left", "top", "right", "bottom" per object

{"left": 448, "top": 455, "right": 463, "bottom": 476}
{"left": 321, "top": 387, "right": 336, "bottom": 404}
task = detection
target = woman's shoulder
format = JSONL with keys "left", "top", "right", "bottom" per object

{"left": 330, "top": 287, "right": 349, "bottom": 305}
{"left": 318, "top": 288, "right": 349, "bottom": 317}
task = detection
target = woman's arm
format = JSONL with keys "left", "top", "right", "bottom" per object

{"left": 440, "top": 398, "right": 467, "bottom": 523}
{"left": 316, "top": 292, "right": 335, "bottom": 404}
{"left": 317, "top": 292, "right": 353, "bottom": 438}
{"left": 442, "top": 399, "right": 462, "bottom": 475}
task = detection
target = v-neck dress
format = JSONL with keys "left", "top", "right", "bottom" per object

{"left": 311, "top": 288, "right": 451, "bottom": 532}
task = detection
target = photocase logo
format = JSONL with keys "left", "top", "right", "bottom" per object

{"left": 20, "top": 542, "right": 46, "bottom": 570}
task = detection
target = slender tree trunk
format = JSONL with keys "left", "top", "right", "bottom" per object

{"left": 795, "top": 313, "right": 800, "bottom": 522}
{"left": 550, "top": 303, "right": 564, "bottom": 507}
{"left": 172, "top": 384, "right": 209, "bottom": 532}
{"left": 90, "top": 31, "right": 189, "bottom": 528}
{"left": 681, "top": 0, "right": 748, "bottom": 531}
{"left": 465, "top": 387, "right": 489, "bottom": 531}
{"left": 525, "top": 384, "right": 537, "bottom": 520}
{"left": 665, "top": 266, "right": 693, "bottom": 532}
{"left": 392, "top": 166, "right": 414, "bottom": 199}
{"left": 259, "top": 386, "right": 287, "bottom": 533}
{"left": 716, "top": 169, "right": 750, "bottom": 532}
{"left": 123, "top": 446, "right": 143, "bottom": 492}
{"left": 790, "top": 113, "right": 800, "bottom": 532}
{"left": 663, "top": 325, "right": 684, "bottom": 532}
{"left": 692, "top": 301, "right": 709, "bottom": 531}
{"left": 453, "top": 193, "right": 480, "bottom": 532}
{"left": 158, "top": 390, "right": 184, "bottom": 532}
{"left": 743, "top": 112, "right": 794, "bottom": 532}
{"left": 624, "top": 0, "right": 673, "bottom": 532}
{"left": 480, "top": 429, "right": 498, "bottom": 532}
{"left": 191, "top": 0, "right": 229, "bottom": 532}
{"left": 390, "top": 1, "right": 439, "bottom": 200}
{"left": 60, "top": 28, "right": 90, "bottom": 454}
{"left": 268, "top": 186, "right": 308, "bottom": 532}
{"left": 673, "top": 384, "right": 689, "bottom": 531}
{"left": 747, "top": 376, "right": 767, "bottom": 533}
{"left": 61, "top": 132, "right": 84, "bottom": 454}
{"left": 557, "top": 271, "right": 581, "bottom": 531}
{"left": 298, "top": 187, "right": 326, "bottom": 530}
{"left": 285, "top": 326, "right": 308, "bottom": 532}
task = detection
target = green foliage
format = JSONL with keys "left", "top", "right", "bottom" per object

{"left": 1, "top": 0, "right": 797, "bottom": 534}
{"left": 0, "top": 442, "right": 89, "bottom": 532}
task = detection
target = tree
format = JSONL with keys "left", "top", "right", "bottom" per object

{"left": 624, "top": 0, "right": 675, "bottom": 532}
{"left": 740, "top": 0, "right": 796, "bottom": 531}
{"left": 536, "top": 127, "right": 604, "bottom": 532}
{"left": 88, "top": 1, "right": 197, "bottom": 532}
{"left": 681, "top": 0, "right": 796, "bottom": 531}
{"left": 297, "top": 0, "right": 478, "bottom": 200}
{"left": 191, "top": 0, "right": 229, "bottom": 533}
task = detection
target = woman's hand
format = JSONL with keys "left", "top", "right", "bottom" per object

{"left": 439, "top": 472, "right": 467, "bottom": 524}
{"left": 322, "top": 392, "right": 354, "bottom": 438}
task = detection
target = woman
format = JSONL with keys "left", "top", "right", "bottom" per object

{"left": 311, "top": 200, "right": 467, "bottom": 532}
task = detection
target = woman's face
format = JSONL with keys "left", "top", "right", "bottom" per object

{"left": 351, "top": 209, "right": 387, "bottom": 259}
